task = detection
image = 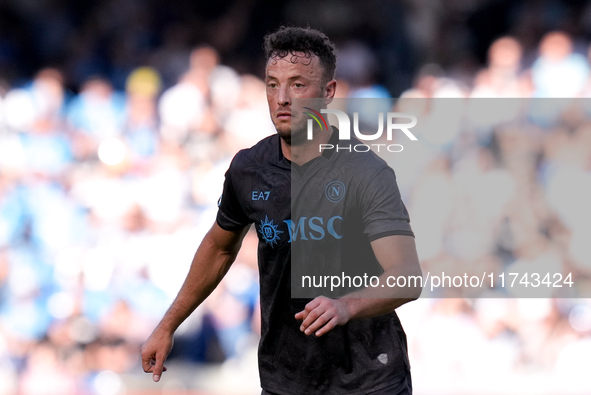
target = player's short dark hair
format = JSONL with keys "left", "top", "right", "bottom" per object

{"left": 263, "top": 26, "right": 337, "bottom": 83}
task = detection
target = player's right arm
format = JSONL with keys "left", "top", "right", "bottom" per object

{"left": 140, "top": 221, "right": 250, "bottom": 382}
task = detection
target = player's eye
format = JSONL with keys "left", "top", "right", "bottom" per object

{"left": 294, "top": 83, "right": 305, "bottom": 88}
{"left": 267, "top": 82, "right": 278, "bottom": 88}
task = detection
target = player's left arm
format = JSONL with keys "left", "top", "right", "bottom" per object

{"left": 295, "top": 234, "right": 422, "bottom": 337}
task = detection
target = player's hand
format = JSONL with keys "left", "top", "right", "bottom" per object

{"left": 295, "top": 296, "right": 351, "bottom": 337}
{"left": 140, "top": 327, "right": 174, "bottom": 382}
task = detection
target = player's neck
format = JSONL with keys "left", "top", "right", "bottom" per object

{"left": 281, "top": 128, "right": 332, "bottom": 166}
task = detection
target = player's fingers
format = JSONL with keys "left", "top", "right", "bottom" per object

{"left": 141, "top": 350, "right": 155, "bottom": 373}
{"left": 145, "top": 363, "right": 167, "bottom": 373}
{"left": 303, "top": 310, "right": 333, "bottom": 336}
{"left": 300, "top": 307, "right": 321, "bottom": 331}
{"left": 314, "top": 316, "right": 339, "bottom": 337}
{"left": 295, "top": 310, "right": 305, "bottom": 320}
{"left": 296, "top": 297, "right": 323, "bottom": 321}
{"left": 304, "top": 298, "right": 322, "bottom": 313}
{"left": 152, "top": 355, "right": 165, "bottom": 382}
{"left": 301, "top": 303, "right": 332, "bottom": 332}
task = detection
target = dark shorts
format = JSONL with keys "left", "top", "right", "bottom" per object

{"left": 261, "top": 373, "right": 412, "bottom": 395}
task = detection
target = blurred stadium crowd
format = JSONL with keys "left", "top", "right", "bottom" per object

{"left": 1, "top": 0, "right": 591, "bottom": 394}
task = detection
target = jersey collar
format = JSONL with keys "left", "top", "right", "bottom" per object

{"left": 276, "top": 126, "right": 340, "bottom": 165}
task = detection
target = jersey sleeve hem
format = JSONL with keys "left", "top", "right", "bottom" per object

{"left": 367, "top": 230, "right": 415, "bottom": 242}
{"left": 216, "top": 209, "right": 250, "bottom": 231}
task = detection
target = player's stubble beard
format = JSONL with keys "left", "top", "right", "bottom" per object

{"left": 275, "top": 116, "right": 308, "bottom": 147}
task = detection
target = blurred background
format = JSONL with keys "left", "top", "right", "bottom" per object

{"left": 1, "top": 0, "right": 591, "bottom": 394}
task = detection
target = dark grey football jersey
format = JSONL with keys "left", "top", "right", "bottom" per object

{"left": 217, "top": 129, "right": 413, "bottom": 395}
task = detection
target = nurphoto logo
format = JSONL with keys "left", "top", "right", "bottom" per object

{"left": 305, "top": 108, "right": 418, "bottom": 153}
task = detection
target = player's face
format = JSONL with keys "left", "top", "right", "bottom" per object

{"left": 265, "top": 53, "right": 333, "bottom": 145}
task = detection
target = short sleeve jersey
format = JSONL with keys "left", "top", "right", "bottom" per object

{"left": 217, "top": 130, "right": 413, "bottom": 395}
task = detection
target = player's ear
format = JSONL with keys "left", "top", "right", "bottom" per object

{"left": 323, "top": 79, "right": 337, "bottom": 105}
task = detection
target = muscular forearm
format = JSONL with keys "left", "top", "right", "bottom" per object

{"left": 340, "top": 265, "right": 422, "bottom": 321}
{"left": 297, "top": 235, "right": 422, "bottom": 337}
{"left": 156, "top": 225, "right": 247, "bottom": 334}
{"left": 141, "top": 223, "right": 248, "bottom": 382}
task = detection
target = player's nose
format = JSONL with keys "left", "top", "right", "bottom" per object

{"left": 277, "top": 85, "right": 290, "bottom": 106}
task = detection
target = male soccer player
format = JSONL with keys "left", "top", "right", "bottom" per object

{"left": 141, "top": 26, "right": 422, "bottom": 394}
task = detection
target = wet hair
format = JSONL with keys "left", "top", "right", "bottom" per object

{"left": 263, "top": 26, "right": 337, "bottom": 83}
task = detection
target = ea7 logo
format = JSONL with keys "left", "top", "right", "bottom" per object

{"left": 306, "top": 109, "right": 418, "bottom": 141}
{"left": 252, "top": 191, "right": 270, "bottom": 200}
